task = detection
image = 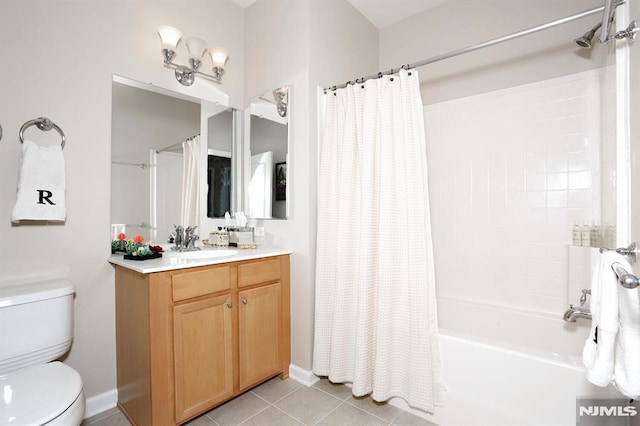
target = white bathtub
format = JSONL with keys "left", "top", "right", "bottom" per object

{"left": 389, "top": 298, "right": 622, "bottom": 425}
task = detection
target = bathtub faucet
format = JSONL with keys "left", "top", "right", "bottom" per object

{"left": 563, "top": 304, "right": 592, "bottom": 322}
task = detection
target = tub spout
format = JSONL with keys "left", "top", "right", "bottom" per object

{"left": 563, "top": 304, "right": 592, "bottom": 322}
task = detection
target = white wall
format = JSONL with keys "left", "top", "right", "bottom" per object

{"left": 244, "top": 0, "right": 378, "bottom": 372}
{"left": 0, "top": 0, "right": 244, "bottom": 402}
{"left": 380, "top": 0, "right": 607, "bottom": 104}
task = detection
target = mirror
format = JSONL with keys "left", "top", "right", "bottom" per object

{"left": 110, "top": 76, "right": 239, "bottom": 243}
{"left": 206, "top": 108, "right": 238, "bottom": 218}
{"left": 246, "top": 86, "right": 290, "bottom": 220}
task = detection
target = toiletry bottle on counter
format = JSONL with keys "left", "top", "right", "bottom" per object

{"left": 216, "top": 227, "right": 229, "bottom": 247}
{"left": 590, "top": 222, "right": 600, "bottom": 247}
{"left": 572, "top": 222, "right": 582, "bottom": 246}
{"left": 581, "top": 222, "right": 591, "bottom": 247}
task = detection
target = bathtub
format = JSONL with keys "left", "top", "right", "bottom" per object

{"left": 389, "top": 298, "right": 622, "bottom": 425}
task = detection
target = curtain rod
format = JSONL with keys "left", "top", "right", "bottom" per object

{"left": 323, "top": 1, "right": 624, "bottom": 93}
{"left": 156, "top": 133, "right": 200, "bottom": 153}
{"left": 111, "top": 160, "right": 149, "bottom": 169}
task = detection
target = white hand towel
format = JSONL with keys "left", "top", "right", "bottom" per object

{"left": 11, "top": 139, "right": 66, "bottom": 223}
{"left": 613, "top": 257, "right": 640, "bottom": 398}
{"left": 583, "top": 251, "right": 621, "bottom": 387}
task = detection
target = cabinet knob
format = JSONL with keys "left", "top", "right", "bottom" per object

{"left": 241, "top": 298, "right": 248, "bottom": 304}
{"left": 226, "top": 301, "right": 233, "bottom": 308}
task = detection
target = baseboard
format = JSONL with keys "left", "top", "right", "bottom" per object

{"left": 288, "top": 364, "right": 320, "bottom": 387}
{"left": 84, "top": 388, "right": 118, "bottom": 419}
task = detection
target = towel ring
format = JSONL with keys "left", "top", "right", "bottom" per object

{"left": 19, "top": 117, "right": 65, "bottom": 149}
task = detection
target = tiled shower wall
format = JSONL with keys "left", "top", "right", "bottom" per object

{"left": 425, "top": 68, "right": 614, "bottom": 315}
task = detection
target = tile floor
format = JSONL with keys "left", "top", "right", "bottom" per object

{"left": 82, "top": 377, "right": 436, "bottom": 426}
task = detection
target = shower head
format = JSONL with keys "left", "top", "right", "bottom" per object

{"left": 574, "top": 21, "right": 602, "bottom": 49}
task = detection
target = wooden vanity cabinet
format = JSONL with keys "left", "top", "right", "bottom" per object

{"left": 114, "top": 255, "right": 290, "bottom": 426}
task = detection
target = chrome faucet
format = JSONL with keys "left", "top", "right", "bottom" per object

{"left": 184, "top": 226, "right": 200, "bottom": 251}
{"left": 563, "top": 304, "right": 592, "bottom": 322}
{"left": 169, "top": 225, "right": 200, "bottom": 251}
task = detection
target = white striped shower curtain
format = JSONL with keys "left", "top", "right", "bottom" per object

{"left": 313, "top": 69, "right": 445, "bottom": 413}
{"left": 181, "top": 135, "right": 201, "bottom": 230}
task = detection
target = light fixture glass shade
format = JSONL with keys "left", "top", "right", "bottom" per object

{"left": 158, "top": 25, "right": 182, "bottom": 50}
{"left": 209, "top": 48, "right": 229, "bottom": 68}
{"left": 186, "top": 37, "right": 208, "bottom": 61}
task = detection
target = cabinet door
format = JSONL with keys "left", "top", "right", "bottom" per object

{"left": 238, "top": 283, "right": 282, "bottom": 390}
{"left": 173, "top": 294, "right": 233, "bottom": 423}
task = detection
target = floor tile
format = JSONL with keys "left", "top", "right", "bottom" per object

{"left": 205, "top": 392, "right": 269, "bottom": 425}
{"left": 346, "top": 394, "right": 402, "bottom": 423}
{"left": 240, "top": 406, "right": 303, "bottom": 425}
{"left": 250, "top": 376, "right": 302, "bottom": 403}
{"left": 274, "top": 386, "right": 342, "bottom": 425}
{"left": 184, "top": 413, "right": 216, "bottom": 425}
{"left": 312, "top": 378, "right": 353, "bottom": 400}
{"left": 81, "top": 409, "right": 131, "bottom": 426}
{"left": 316, "top": 402, "right": 387, "bottom": 426}
{"left": 82, "top": 381, "right": 440, "bottom": 426}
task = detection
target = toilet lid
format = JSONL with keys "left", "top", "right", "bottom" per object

{"left": 0, "top": 361, "right": 83, "bottom": 425}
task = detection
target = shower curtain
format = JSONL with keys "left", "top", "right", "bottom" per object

{"left": 181, "top": 136, "right": 201, "bottom": 229}
{"left": 313, "top": 69, "right": 445, "bottom": 412}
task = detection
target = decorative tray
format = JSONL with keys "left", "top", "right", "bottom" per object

{"left": 123, "top": 253, "right": 163, "bottom": 261}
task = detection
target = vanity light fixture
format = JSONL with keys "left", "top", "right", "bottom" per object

{"left": 157, "top": 25, "right": 229, "bottom": 86}
{"left": 273, "top": 87, "right": 288, "bottom": 118}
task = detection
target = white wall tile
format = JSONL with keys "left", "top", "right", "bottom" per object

{"left": 425, "top": 69, "right": 605, "bottom": 315}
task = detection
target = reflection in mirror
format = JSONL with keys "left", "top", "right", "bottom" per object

{"left": 247, "top": 86, "right": 289, "bottom": 220}
{"left": 110, "top": 76, "right": 237, "bottom": 244}
{"left": 207, "top": 110, "right": 233, "bottom": 218}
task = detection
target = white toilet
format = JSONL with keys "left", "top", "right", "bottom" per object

{"left": 0, "top": 265, "right": 85, "bottom": 425}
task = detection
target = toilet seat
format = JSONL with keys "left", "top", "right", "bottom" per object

{"left": 0, "top": 361, "right": 83, "bottom": 425}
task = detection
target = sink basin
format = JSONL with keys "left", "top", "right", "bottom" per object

{"left": 166, "top": 249, "right": 238, "bottom": 259}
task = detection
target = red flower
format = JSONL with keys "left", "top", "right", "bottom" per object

{"left": 133, "top": 235, "right": 145, "bottom": 243}
{"left": 117, "top": 233, "right": 127, "bottom": 240}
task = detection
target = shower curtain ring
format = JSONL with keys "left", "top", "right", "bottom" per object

{"left": 377, "top": 72, "right": 383, "bottom": 78}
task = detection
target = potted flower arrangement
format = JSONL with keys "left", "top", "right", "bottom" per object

{"left": 111, "top": 233, "right": 164, "bottom": 260}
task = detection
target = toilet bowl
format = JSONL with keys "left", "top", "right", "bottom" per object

{"left": 0, "top": 362, "right": 85, "bottom": 425}
{"left": 0, "top": 264, "right": 85, "bottom": 425}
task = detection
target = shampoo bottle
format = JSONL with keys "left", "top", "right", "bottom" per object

{"left": 572, "top": 222, "right": 582, "bottom": 246}
{"left": 581, "top": 222, "right": 591, "bottom": 247}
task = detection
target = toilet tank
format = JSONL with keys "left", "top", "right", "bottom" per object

{"left": 0, "top": 264, "right": 75, "bottom": 374}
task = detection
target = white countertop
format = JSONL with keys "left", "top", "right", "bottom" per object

{"left": 108, "top": 246, "right": 292, "bottom": 274}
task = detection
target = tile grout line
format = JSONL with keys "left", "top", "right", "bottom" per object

{"left": 311, "top": 399, "right": 347, "bottom": 426}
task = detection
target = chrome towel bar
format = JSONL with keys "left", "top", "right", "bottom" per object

{"left": 599, "top": 243, "right": 639, "bottom": 289}
{"left": 599, "top": 242, "right": 638, "bottom": 264}
{"left": 611, "top": 262, "right": 640, "bottom": 289}
{"left": 19, "top": 117, "right": 65, "bottom": 149}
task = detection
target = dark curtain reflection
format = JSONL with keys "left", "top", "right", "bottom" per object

{"left": 207, "top": 155, "right": 231, "bottom": 218}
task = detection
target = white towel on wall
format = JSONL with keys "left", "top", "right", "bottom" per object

{"left": 583, "top": 251, "right": 640, "bottom": 398}
{"left": 11, "top": 139, "right": 66, "bottom": 223}
{"left": 613, "top": 256, "right": 640, "bottom": 398}
{"left": 583, "top": 251, "right": 621, "bottom": 387}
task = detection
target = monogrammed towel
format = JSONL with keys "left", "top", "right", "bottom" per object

{"left": 11, "top": 139, "right": 66, "bottom": 223}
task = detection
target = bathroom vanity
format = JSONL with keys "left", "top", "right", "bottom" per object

{"left": 109, "top": 248, "right": 291, "bottom": 425}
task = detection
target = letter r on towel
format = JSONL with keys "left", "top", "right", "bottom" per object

{"left": 37, "top": 189, "right": 56, "bottom": 205}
